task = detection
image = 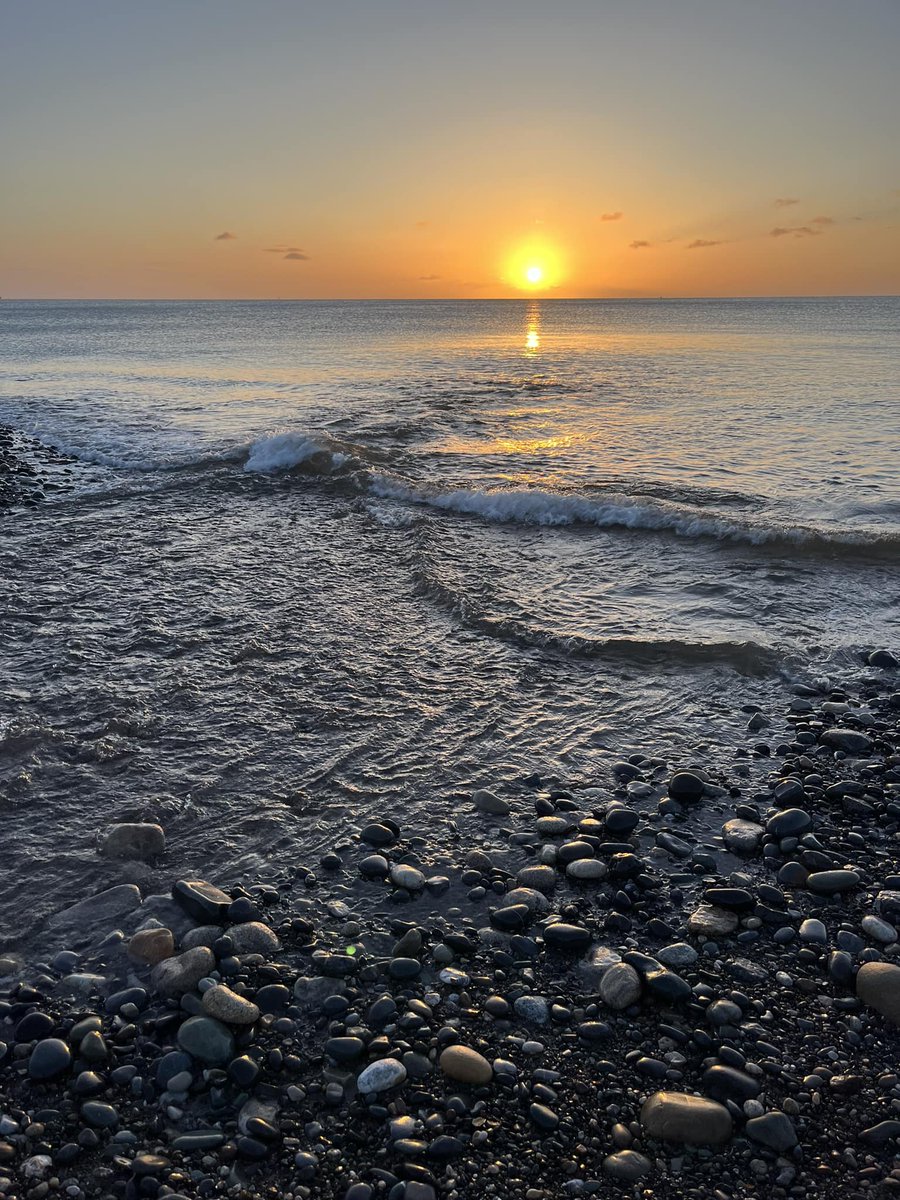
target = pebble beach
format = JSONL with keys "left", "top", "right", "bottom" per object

{"left": 2, "top": 673, "right": 900, "bottom": 1200}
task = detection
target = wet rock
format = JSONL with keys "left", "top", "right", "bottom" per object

{"left": 390, "top": 863, "right": 425, "bottom": 891}
{"left": 361, "top": 822, "right": 398, "bottom": 847}
{"left": 439, "top": 1045, "right": 493, "bottom": 1084}
{"left": 722, "top": 819, "right": 764, "bottom": 853}
{"left": 46, "top": 885, "right": 141, "bottom": 944}
{"left": 703, "top": 1064, "right": 760, "bottom": 1103}
{"left": 668, "top": 772, "right": 706, "bottom": 802}
{"left": 101, "top": 823, "right": 165, "bottom": 861}
{"left": 543, "top": 922, "right": 591, "bottom": 952}
{"left": 172, "top": 879, "right": 231, "bottom": 923}
{"left": 868, "top": 649, "right": 898, "bottom": 668}
{"left": 766, "top": 809, "right": 812, "bottom": 838}
{"left": 472, "top": 789, "right": 510, "bottom": 816}
{"left": 359, "top": 854, "right": 389, "bottom": 878}
{"left": 640, "top": 1092, "right": 732, "bottom": 1145}
{"left": 856, "top": 961, "right": 900, "bottom": 1023}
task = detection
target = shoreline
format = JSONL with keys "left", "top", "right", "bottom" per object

{"left": 1, "top": 673, "right": 899, "bottom": 1197}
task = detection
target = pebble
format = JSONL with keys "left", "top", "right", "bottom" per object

{"left": 356, "top": 1058, "right": 407, "bottom": 1093}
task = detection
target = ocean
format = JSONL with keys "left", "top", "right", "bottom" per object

{"left": 1, "top": 297, "right": 898, "bottom": 943}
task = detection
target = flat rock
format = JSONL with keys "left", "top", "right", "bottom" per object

{"left": 722, "top": 819, "right": 764, "bottom": 853}
{"left": 515, "top": 865, "right": 557, "bottom": 893}
{"left": 640, "top": 1091, "right": 733, "bottom": 1145}
{"left": 687, "top": 904, "right": 738, "bottom": 937}
{"left": 172, "top": 880, "right": 231, "bottom": 923}
{"left": 543, "top": 922, "right": 591, "bottom": 952}
{"left": 602, "top": 1150, "right": 652, "bottom": 1181}
{"left": 46, "top": 885, "right": 141, "bottom": 946}
{"left": 821, "top": 728, "right": 873, "bottom": 754}
{"left": 807, "top": 869, "right": 860, "bottom": 894}
{"left": 101, "top": 823, "right": 165, "bottom": 861}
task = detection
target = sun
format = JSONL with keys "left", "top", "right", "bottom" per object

{"left": 504, "top": 238, "right": 565, "bottom": 292}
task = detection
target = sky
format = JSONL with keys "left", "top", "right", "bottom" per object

{"left": 1, "top": 0, "right": 899, "bottom": 299}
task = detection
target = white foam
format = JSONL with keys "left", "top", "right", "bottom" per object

{"left": 243, "top": 432, "right": 349, "bottom": 474}
{"left": 367, "top": 477, "right": 899, "bottom": 553}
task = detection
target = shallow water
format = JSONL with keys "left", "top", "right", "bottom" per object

{"left": 1, "top": 298, "right": 898, "bottom": 945}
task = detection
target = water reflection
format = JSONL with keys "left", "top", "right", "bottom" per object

{"left": 524, "top": 301, "right": 541, "bottom": 354}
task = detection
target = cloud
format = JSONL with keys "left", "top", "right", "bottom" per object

{"left": 283, "top": 251, "right": 310, "bottom": 261}
{"left": 810, "top": 215, "right": 834, "bottom": 225}
{"left": 264, "top": 245, "right": 304, "bottom": 253}
{"left": 770, "top": 225, "right": 821, "bottom": 238}
{"left": 214, "top": 231, "right": 237, "bottom": 240}
{"left": 418, "top": 274, "right": 441, "bottom": 281}
{"left": 629, "top": 240, "right": 651, "bottom": 250}
{"left": 414, "top": 220, "right": 430, "bottom": 229}
{"left": 686, "top": 238, "right": 722, "bottom": 249}
{"left": 774, "top": 198, "right": 799, "bottom": 208}
{"left": 601, "top": 212, "right": 623, "bottom": 222}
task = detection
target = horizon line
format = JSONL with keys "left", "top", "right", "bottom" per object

{"left": 3, "top": 292, "right": 899, "bottom": 303}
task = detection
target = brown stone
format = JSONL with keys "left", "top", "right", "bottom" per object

{"left": 640, "top": 1091, "right": 733, "bottom": 1145}
{"left": 128, "top": 927, "right": 175, "bottom": 966}
{"left": 439, "top": 1045, "right": 493, "bottom": 1085}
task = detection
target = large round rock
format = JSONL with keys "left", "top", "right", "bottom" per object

{"left": 439, "top": 1045, "right": 493, "bottom": 1085}
{"left": 857, "top": 962, "right": 900, "bottom": 1024}
{"left": 28, "top": 1039, "right": 71, "bottom": 1080}
{"left": 640, "top": 1092, "right": 733, "bottom": 1145}
{"left": 177, "top": 1016, "right": 235, "bottom": 1065}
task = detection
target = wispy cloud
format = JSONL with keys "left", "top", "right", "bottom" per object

{"left": 810, "top": 215, "right": 834, "bottom": 225}
{"left": 774, "top": 197, "right": 799, "bottom": 208}
{"left": 629, "top": 240, "right": 651, "bottom": 250}
{"left": 686, "top": 238, "right": 722, "bottom": 249}
{"left": 770, "top": 225, "right": 821, "bottom": 239}
{"left": 283, "top": 251, "right": 310, "bottom": 261}
{"left": 601, "top": 212, "right": 623, "bottom": 222}
{"left": 214, "top": 231, "right": 237, "bottom": 241}
{"left": 418, "top": 273, "right": 441, "bottom": 281}
{"left": 414, "top": 220, "right": 430, "bottom": 229}
{"left": 264, "top": 245, "right": 308, "bottom": 257}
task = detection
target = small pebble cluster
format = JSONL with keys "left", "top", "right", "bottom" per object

{"left": 0, "top": 427, "right": 73, "bottom": 509}
{"left": 1, "top": 666, "right": 899, "bottom": 1200}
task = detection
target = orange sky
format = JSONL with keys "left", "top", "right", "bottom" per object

{"left": 2, "top": 1, "right": 899, "bottom": 298}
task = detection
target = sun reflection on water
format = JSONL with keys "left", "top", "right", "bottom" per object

{"left": 524, "top": 301, "right": 541, "bottom": 354}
